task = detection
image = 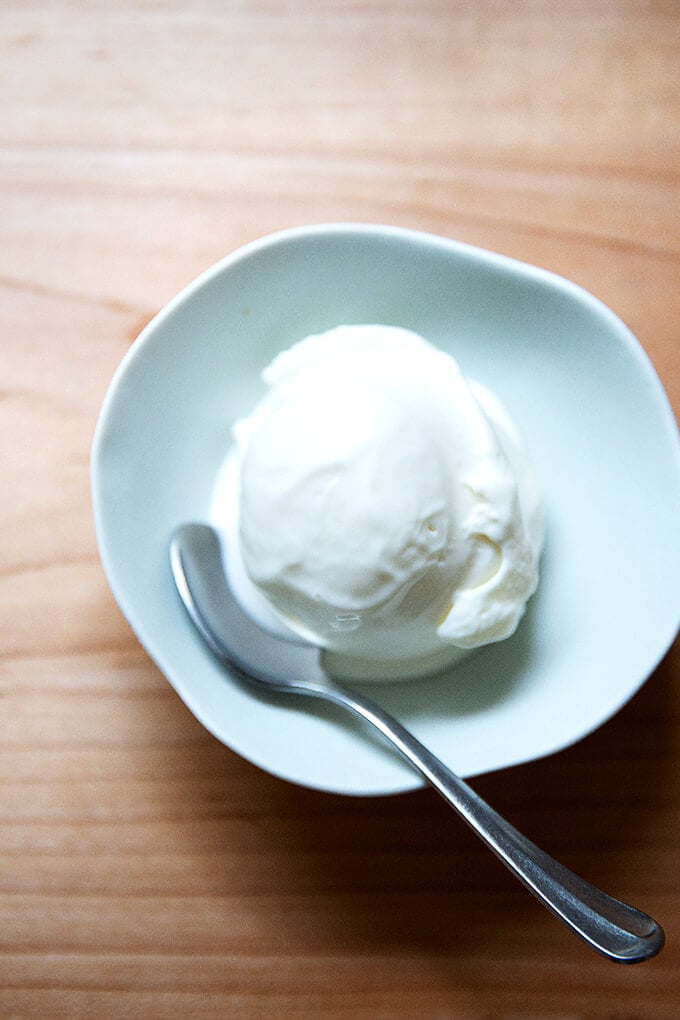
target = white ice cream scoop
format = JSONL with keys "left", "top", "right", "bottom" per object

{"left": 214, "top": 325, "right": 543, "bottom": 680}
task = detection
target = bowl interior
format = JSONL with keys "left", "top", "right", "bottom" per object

{"left": 92, "top": 224, "right": 680, "bottom": 795}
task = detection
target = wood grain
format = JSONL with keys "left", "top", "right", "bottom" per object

{"left": 1, "top": 1, "right": 679, "bottom": 1016}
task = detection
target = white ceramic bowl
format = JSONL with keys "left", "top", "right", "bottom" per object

{"left": 91, "top": 224, "right": 680, "bottom": 795}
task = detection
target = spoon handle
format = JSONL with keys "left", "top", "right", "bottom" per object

{"left": 322, "top": 681, "right": 664, "bottom": 963}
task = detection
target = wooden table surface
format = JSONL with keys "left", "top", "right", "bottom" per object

{"left": 2, "top": 1, "right": 679, "bottom": 1016}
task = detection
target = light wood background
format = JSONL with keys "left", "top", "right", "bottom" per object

{"left": 2, "top": 1, "right": 679, "bottom": 1016}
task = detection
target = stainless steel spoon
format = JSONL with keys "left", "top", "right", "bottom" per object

{"left": 170, "top": 521, "right": 664, "bottom": 963}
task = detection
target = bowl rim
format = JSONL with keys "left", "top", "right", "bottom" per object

{"left": 92, "top": 222, "right": 680, "bottom": 796}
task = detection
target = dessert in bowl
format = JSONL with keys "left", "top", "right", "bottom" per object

{"left": 91, "top": 224, "right": 680, "bottom": 795}
{"left": 215, "top": 323, "right": 544, "bottom": 682}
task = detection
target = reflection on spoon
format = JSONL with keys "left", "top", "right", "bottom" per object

{"left": 169, "top": 522, "right": 664, "bottom": 964}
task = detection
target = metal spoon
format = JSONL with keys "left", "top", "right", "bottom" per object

{"left": 170, "top": 522, "right": 664, "bottom": 963}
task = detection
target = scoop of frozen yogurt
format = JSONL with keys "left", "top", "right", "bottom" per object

{"left": 214, "top": 325, "right": 543, "bottom": 681}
